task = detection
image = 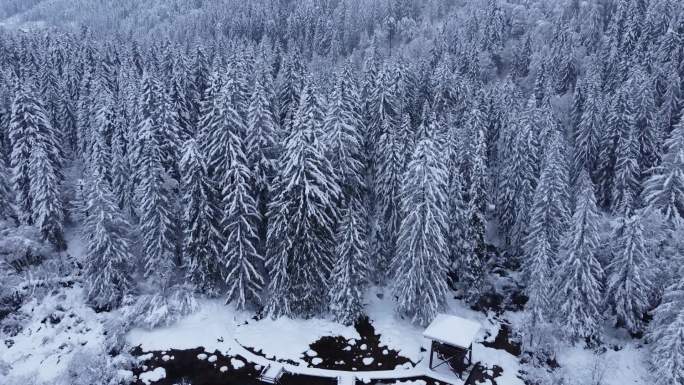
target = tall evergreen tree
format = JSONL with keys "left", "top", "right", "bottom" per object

{"left": 80, "top": 168, "right": 134, "bottom": 309}
{"left": 136, "top": 73, "right": 176, "bottom": 284}
{"left": 222, "top": 130, "right": 264, "bottom": 310}
{"left": 179, "top": 139, "right": 223, "bottom": 294}
{"left": 649, "top": 273, "right": 684, "bottom": 385}
{"left": 606, "top": 213, "right": 654, "bottom": 334}
{"left": 460, "top": 104, "right": 489, "bottom": 303}
{"left": 524, "top": 130, "right": 570, "bottom": 260}
{"left": 392, "top": 110, "right": 449, "bottom": 326}
{"left": 329, "top": 195, "right": 368, "bottom": 325}
{"left": 9, "top": 84, "right": 61, "bottom": 224}
{"left": 555, "top": 169, "right": 604, "bottom": 343}
{"left": 643, "top": 120, "right": 684, "bottom": 225}
{"left": 246, "top": 74, "right": 278, "bottom": 252}
{"left": 29, "top": 145, "right": 65, "bottom": 250}
{"left": 265, "top": 82, "right": 340, "bottom": 318}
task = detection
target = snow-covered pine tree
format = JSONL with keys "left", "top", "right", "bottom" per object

{"left": 611, "top": 123, "right": 641, "bottom": 213}
{"left": 524, "top": 131, "right": 571, "bottom": 262}
{"left": 606, "top": 213, "right": 654, "bottom": 334}
{"left": 179, "top": 139, "right": 223, "bottom": 294}
{"left": 573, "top": 57, "right": 603, "bottom": 180}
{"left": 649, "top": 273, "right": 684, "bottom": 385}
{"left": 503, "top": 98, "right": 541, "bottom": 252}
{"left": 325, "top": 63, "right": 369, "bottom": 325}
{"left": 222, "top": 130, "right": 264, "bottom": 310}
{"left": 8, "top": 84, "right": 61, "bottom": 224}
{"left": 329, "top": 194, "right": 368, "bottom": 325}
{"left": 460, "top": 102, "right": 489, "bottom": 303}
{"left": 392, "top": 108, "right": 449, "bottom": 326}
{"left": 643, "top": 119, "right": 684, "bottom": 226}
{"left": 555, "top": 169, "right": 605, "bottom": 343}
{"left": 246, "top": 72, "right": 278, "bottom": 251}
{"left": 629, "top": 66, "right": 660, "bottom": 178}
{"left": 522, "top": 222, "right": 555, "bottom": 348}
{"left": 80, "top": 168, "right": 134, "bottom": 309}
{"left": 136, "top": 72, "right": 176, "bottom": 284}
{"left": 0, "top": 155, "right": 16, "bottom": 222}
{"left": 265, "top": 81, "right": 340, "bottom": 318}
{"left": 597, "top": 86, "right": 630, "bottom": 208}
{"left": 29, "top": 144, "right": 65, "bottom": 250}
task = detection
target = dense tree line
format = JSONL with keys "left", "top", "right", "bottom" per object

{"left": 0, "top": 0, "right": 683, "bottom": 383}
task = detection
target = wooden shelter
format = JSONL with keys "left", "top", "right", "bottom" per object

{"left": 423, "top": 314, "right": 480, "bottom": 379}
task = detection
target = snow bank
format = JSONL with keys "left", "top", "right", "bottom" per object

{"left": 235, "top": 315, "right": 359, "bottom": 361}
{"left": 127, "top": 300, "right": 248, "bottom": 353}
{"left": 0, "top": 287, "right": 106, "bottom": 383}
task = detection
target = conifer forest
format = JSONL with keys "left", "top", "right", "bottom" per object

{"left": 0, "top": 1, "right": 683, "bottom": 385}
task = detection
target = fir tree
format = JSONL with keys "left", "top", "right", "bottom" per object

{"left": 460, "top": 105, "right": 489, "bottom": 303}
{"left": 612, "top": 124, "right": 641, "bottom": 213}
{"left": 555, "top": 169, "right": 605, "bottom": 343}
{"left": 179, "top": 139, "right": 223, "bottom": 294}
{"left": 80, "top": 168, "right": 134, "bottom": 309}
{"left": 136, "top": 73, "right": 176, "bottom": 284}
{"left": 649, "top": 274, "right": 684, "bottom": 385}
{"left": 606, "top": 213, "right": 654, "bottom": 334}
{"left": 265, "top": 81, "right": 340, "bottom": 318}
{"left": 329, "top": 195, "right": 368, "bottom": 325}
{"left": 223, "top": 131, "right": 264, "bottom": 310}
{"left": 246, "top": 74, "right": 278, "bottom": 252}
{"left": 9, "top": 85, "right": 61, "bottom": 224}
{"left": 392, "top": 110, "right": 450, "bottom": 326}
{"left": 643, "top": 120, "right": 684, "bottom": 225}
{"left": 29, "top": 145, "right": 65, "bottom": 250}
{"left": 0, "top": 156, "right": 16, "bottom": 222}
{"left": 524, "top": 130, "right": 571, "bottom": 258}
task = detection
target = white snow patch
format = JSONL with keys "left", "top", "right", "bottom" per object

{"left": 127, "top": 300, "right": 248, "bottom": 353}
{"left": 208, "top": 355, "right": 217, "bottom": 363}
{"left": 363, "top": 357, "right": 374, "bottom": 365}
{"left": 306, "top": 349, "right": 318, "bottom": 357}
{"left": 312, "top": 357, "right": 323, "bottom": 365}
{"left": 139, "top": 367, "right": 166, "bottom": 384}
{"left": 230, "top": 358, "right": 245, "bottom": 369}
{"left": 0, "top": 287, "right": 106, "bottom": 383}
{"left": 220, "top": 365, "right": 228, "bottom": 372}
{"left": 197, "top": 353, "right": 208, "bottom": 360}
{"left": 235, "top": 316, "right": 358, "bottom": 363}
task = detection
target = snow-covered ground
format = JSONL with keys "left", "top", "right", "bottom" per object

{"left": 0, "top": 284, "right": 655, "bottom": 385}
{"left": 0, "top": 287, "right": 106, "bottom": 383}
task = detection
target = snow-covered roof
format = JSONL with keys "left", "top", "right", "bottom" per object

{"left": 423, "top": 314, "right": 481, "bottom": 350}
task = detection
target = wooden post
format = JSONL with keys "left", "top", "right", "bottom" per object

{"left": 429, "top": 340, "right": 434, "bottom": 369}
{"left": 468, "top": 344, "right": 472, "bottom": 365}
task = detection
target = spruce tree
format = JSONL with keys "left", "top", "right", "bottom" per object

{"left": 555, "top": 169, "right": 605, "bottom": 343}
{"left": 136, "top": 73, "right": 176, "bottom": 284}
{"left": 179, "top": 139, "right": 223, "bottom": 294}
{"left": 29, "top": 145, "right": 65, "bottom": 250}
{"left": 0, "top": 156, "right": 16, "bottom": 222}
{"left": 392, "top": 110, "right": 450, "bottom": 326}
{"left": 606, "top": 213, "right": 653, "bottom": 334}
{"left": 9, "top": 85, "right": 61, "bottom": 224}
{"left": 265, "top": 81, "right": 340, "bottom": 318}
{"left": 329, "top": 195, "right": 368, "bottom": 325}
{"left": 649, "top": 274, "right": 684, "bottom": 385}
{"left": 643, "top": 120, "right": 684, "bottom": 225}
{"left": 80, "top": 168, "right": 134, "bottom": 309}
{"left": 612, "top": 124, "right": 641, "bottom": 213}
{"left": 525, "top": 131, "right": 571, "bottom": 258}
{"left": 246, "top": 74, "right": 278, "bottom": 252}
{"left": 460, "top": 105, "right": 489, "bottom": 303}
{"left": 223, "top": 131, "right": 264, "bottom": 310}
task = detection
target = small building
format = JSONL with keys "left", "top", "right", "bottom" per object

{"left": 423, "top": 314, "right": 481, "bottom": 378}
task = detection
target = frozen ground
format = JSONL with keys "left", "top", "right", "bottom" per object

{"left": 0, "top": 284, "right": 655, "bottom": 385}
{"left": 0, "top": 287, "right": 107, "bottom": 383}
